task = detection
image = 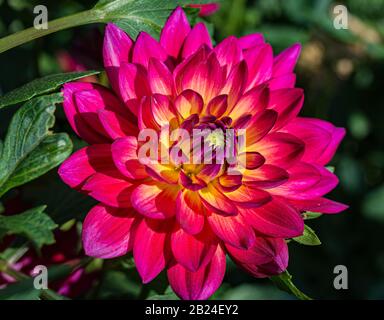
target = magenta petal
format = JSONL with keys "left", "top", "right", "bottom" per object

{"left": 62, "top": 83, "right": 108, "bottom": 144}
{"left": 111, "top": 136, "right": 147, "bottom": 179}
{"left": 82, "top": 173, "right": 134, "bottom": 208}
{"left": 243, "top": 197, "right": 304, "bottom": 238}
{"left": 82, "top": 204, "right": 136, "bottom": 258}
{"left": 171, "top": 226, "right": 218, "bottom": 272}
{"left": 103, "top": 23, "right": 133, "bottom": 91}
{"left": 160, "top": 7, "right": 191, "bottom": 58}
{"left": 132, "top": 32, "right": 168, "bottom": 68}
{"left": 118, "top": 62, "right": 150, "bottom": 107}
{"left": 98, "top": 109, "right": 138, "bottom": 139}
{"left": 148, "top": 58, "right": 174, "bottom": 95}
{"left": 244, "top": 44, "right": 273, "bottom": 89}
{"left": 103, "top": 23, "right": 132, "bottom": 68}
{"left": 133, "top": 219, "right": 171, "bottom": 283}
{"left": 268, "top": 88, "right": 304, "bottom": 130}
{"left": 58, "top": 145, "right": 113, "bottom": 189}
{"left": 254, "top": 132, "right": 305, "bottom": 169}
{"left": 290, "top": 197, "right": 349, "bottom": 214}
{"left": 214, "top": 36, "right": 242, "bottom": 71}
{"left": 273, "top": 43, "right": 301, "bottom": 77}
{"left": 271, "top": 162, "right": 339, "bottom": 200}
{"left": 167, "top": 245, "right": 226, "bottom": 300}
{"left": 176, "top": 190, "right": 205, "bottom": 235}
{"left": 227, "top": 236, "right": 288, "bottom": 278}
{"left": 208, "top": 212, "right": 256, "bottom": 249}
{"left": 283, "top": 117, "right": 346, "bottom": 165}
{"left": 182, "top": 22, "right": 213, "bottom": 58}
{"left": 269, "top": 73, "right": 296, "bottom": 90}
{"left": 238, "top": 33, "right": 265, "bottom": 50}
{"left": 131, "top": 184, "right": 179, "bottom": 219}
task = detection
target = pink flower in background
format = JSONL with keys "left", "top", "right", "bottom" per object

{"left": 58, "top": 7, "right": 347, "bottom": 300}
{"left": 188, "top": 3, "right": 220, "bottom": 16}
{"left": 0, "top": 226, "right": 97, "bottom": 298}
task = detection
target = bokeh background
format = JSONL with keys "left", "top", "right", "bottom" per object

{"left": 0, "top": 0, "right": 383, "bottom": 299}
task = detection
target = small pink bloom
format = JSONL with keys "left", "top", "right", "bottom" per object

{"left": 188, "top": 3, "right": 220, "bottom": 17}
{"left": 59, "top": 7, "right": 347, "bottom": 300}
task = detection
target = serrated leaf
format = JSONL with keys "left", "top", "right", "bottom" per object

{"left": 270, "top": 271, "right": 312, "bottom": 300}
{"left": 0, "top": 206, "right": 57, "bottom": 249}
{"left": 293, "top": 224, "right": 322, "bottom": 246}
{"left": 93, "top": 0, "right": 212, "bottom": 39}
{"left": 0, "top": 71, "right": 99, "bottom": 109}
{"left": 0, "top": 93, "right": 73, "bottom": 197}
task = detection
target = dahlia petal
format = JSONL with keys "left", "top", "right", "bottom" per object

{"left": 242, "top": 197, "right": 304, "bottom": 238}
{"left": 134, "top": 219, "right": 172, "bottom": 283}
{"left": 283, "top": 117, "right": 346, "bottom": 165}
{"left": 273, "top": 43, "right": 301, "bottom": 77}
{"left": 214, "top": 36, "right": 242, "bottom": 71}
{"left": 103, "top": 23, "right": 133, "bottom": 90}
{"left": 207, "top": 95, "right": 228, "bottom": 118}
{"left": 150, "top": 94, "right": 178, "bottom": 127}
{"left": 220, "top": 61, "right": 248, "bottom": 109}
{"left": 243, "top": 164, "right": 289, "bottom": 189}
{"left": 103, "top": 23, "right": 132, "bottom": 68}
{"left": 171, "top": 226, "right": 218, "bottom": 272}
{"left": 244, "top": 44, "right": 273, "bottom": 89}
{"left": 226, "top": 236, "right": 288, "bottom": 278}
{"left": 174, "top": 90, "right": 204, "bottom": 119}
{"left": 223, "top": 185, "right": 271, "bottom": 208}
{"left": 82, "top": 173, "right": 134, "bottom": 208}
{"left": 208, "top": 211, "right": 256, "bottom": 249}
{"left": 218, "top": 174, "right": 242, "bottom": 192}
{"left": 167, "top": 245, "right": 226, "bottom": 300}
{"left": 131, "top": 183, "right": 179, "bottom": 219}
{"left": 269, "top": 88, "right": 304, "bottom": 130}
{"left": 242, "top": 152, "right": 266, "bottom": 170}
{"left": 111, "top": 137, "right": 147, "bottom": 179}
{"left": 238, "top": 33, "right": 265, "bottom": 50}
{"left": 178, "top": 51, "right": 225, "bottom": 103}
{"left": 189, "top": 3, "right": 220, "bottom": 17}
{"left": 118, "top": 63, "right": 150, "bottom": 110}
{"left": 199, "top": 183, "right": 238, "bottom": 216}
{"left": 176, "top": 190, "right": 205, "bottom": 235}
{"left": 245, "top": 109, "right": 278, "bottom": 145}
{"left": 132, "top": 32, "right": 168, "bottom": 68}
{"left": 290, "top": 197, "right": 348, "bottom": 214}
{"left": 148, "top": 58, "right": 174, "bottom": 95}
{"left": 82, "top": 204, "right": 136, "bottom": 258}
{"left": 160, "top": 7, "right": 191, "bottom": 58}
{"left": 269, "top": 73, "right": 296, "bottom": 90}
{"left": 62, "top": 83, "right": 108, "bottom": 144}
{"left": 252, "top": 132, "right": 304, "bottom": 168}
{"left": 182, "top": 22, "right": 212, "bottom": 58}
{"left": 98, "top": 109, "right": 138, "bottom": 139}
{"left": 58, "top": 145, "right": 113, "bottom": 189}
{"left": 271, "top": 162, "right": 339, "bottom": 200}
{"left": 227, "top": 85, "right": 269, "bottom": 122}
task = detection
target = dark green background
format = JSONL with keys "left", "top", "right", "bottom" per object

{"left": 0, "top": 0, "right": 383, "bottom": 299}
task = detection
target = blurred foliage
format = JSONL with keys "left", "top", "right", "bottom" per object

{"left": 0, "top": 0, "right": 384, "bottom": 299}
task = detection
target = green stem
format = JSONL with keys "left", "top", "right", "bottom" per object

{"left": 0, "top": 9, "right": 103, "bottom": 54}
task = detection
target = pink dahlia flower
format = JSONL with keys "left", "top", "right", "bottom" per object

{"left": 58, "top": 7, "right": 347, "bottom": 300}
{"left": 188, "top": 3, "right": 220, "bottom": 16}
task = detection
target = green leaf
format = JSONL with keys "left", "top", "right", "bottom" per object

{"left": 303, "top": 211, "right": 323, "bottom": 220}
{"left": 0, "top": 277, "right": 41, "bottom": 300}
{"left": 0, "top": 206, "right": 57, "bottom": 249}
{"left": 270, "top": 271, "right": 312, "bottom": 300}
{"left": 0, "top": 71, "right": 99, "bottom": 109}
{"left": 94, "top": 0, "right": 212, "bottom": 38}
{"left": 0, "top": 1, "right": 213, "bottom": 53}
{"left": 0, "top": 93, "right": 73, "bottom": 197}
{"left": 293, "top": 224, "right": 322, "bottom": 246}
